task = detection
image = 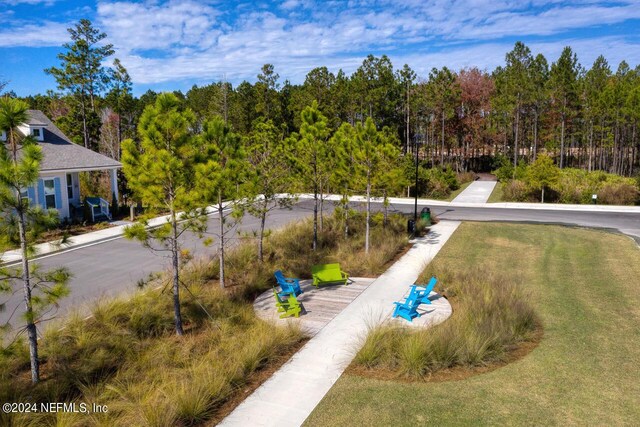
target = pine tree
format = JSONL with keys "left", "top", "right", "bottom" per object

{"left": 121, "top": 93, "right": 208, "bottom": 335}
{"left": 45, "top": 19, "right": 116, "bottom": 150}
{"left": 0, "top": 98, "right": 71, "bottom": 383}
{"left": 196, "top": 116, "right": 249, "bottom": 288}
{"left": 293, "top": 102, "right": 331, "bottom": 251}
{"left": 549, "top": 47, "right": 580, "bottom": 168}
{"left": 352, "top": 118, "right": 400, "bottom": 254}
{"left": 246, "top": 120, "right": 295, "bottom": 262}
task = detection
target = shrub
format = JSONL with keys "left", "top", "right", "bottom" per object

{"left": 457, "top": 171, "right": 476, "bottom": 184}
{"left": 423, "top": 167, "right": 460, "bottom": 198}
{"left": 597, "top": 183, "right": 639, "bottom": 205}
{"left": 502, "top": 180, "right": 530, "bottom": 202}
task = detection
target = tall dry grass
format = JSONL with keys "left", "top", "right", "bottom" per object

{"left": 1, "top": 209, "right": 409, "bottom": 426}
{"left": 354, "top": 263, "right": 540, "bottom": 379}
{"left": 208, "top": 210, "right": 409, "bottom": 298}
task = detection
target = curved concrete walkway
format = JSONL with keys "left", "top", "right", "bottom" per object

{"left": 219, "top": 220, "right": 461, "bottom": 427}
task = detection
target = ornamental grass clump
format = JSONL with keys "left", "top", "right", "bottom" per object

{"left": 354, "top": 264, "right": 540, "bottom": 379}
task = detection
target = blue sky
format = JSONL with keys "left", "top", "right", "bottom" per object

{"left": 1, "top": 0, "right": 639, "bottom": 96}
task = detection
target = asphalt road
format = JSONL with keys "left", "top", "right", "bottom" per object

{"left": 1, "top": 200, "right": 317, "bottom": 333}
{"left": 2, "top": 198, "right": 638, "bottom": 333}
{"left": 385, "top": 202, "right": 640, "bottom": 244}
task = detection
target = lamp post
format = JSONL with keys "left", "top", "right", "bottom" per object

{"left": 413, "top": 133, "right": 423, "bottom": 231}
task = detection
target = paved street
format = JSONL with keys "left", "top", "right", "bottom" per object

{"left": 2, "top": 197, "right": 639, "bottom": 333}
{"left": 387, "top": 203, "right": 640, "bottom": 244}
{"left": 0, "top": 200, "right": 317, "bottom": 332}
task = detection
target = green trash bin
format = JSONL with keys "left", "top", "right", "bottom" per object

{"left": 420, "top": 207, "right": 431, "bottom": 225}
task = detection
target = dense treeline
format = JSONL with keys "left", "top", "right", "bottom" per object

{"left": 4, "top": 23, "right": 640, "bottom": 179}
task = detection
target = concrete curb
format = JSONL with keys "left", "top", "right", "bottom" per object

{"left": 290, "top": 193, "right": 640, "bottom": 213}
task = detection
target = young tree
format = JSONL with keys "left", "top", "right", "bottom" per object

{"left": 196, "top": 116, "right": 249, "bottom": 288}
{"left": 527, "top": 154, "right": 560, "bottom": 202}
{"left": 352, "top": 118, "right": 399, "bottom": 254}
{"left": 121, "top": 93, "right": 208, "bottom": 336}
{"left": 0, "top": 98, "right": 70, "bottom": 383}
{"left": 293, "top": 102, "right": 331, "bottom": 251}
{"left": 246, "top": 120, "right": 295, "bottom": 262}
{"left": 45, "top": 19, "right": 116, "bottom": 150}
{"left": 329, "top": 122, "right": 357, "bottom": 238}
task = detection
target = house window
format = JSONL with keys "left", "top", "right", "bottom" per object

{"left": 32, "top": 128, "right": 41, "bottom": 138}
{"left": 67, "top": 174, "right": 73, "bottom": 200}
{"left": 43, "top": 179, "right": 56, "bottom": 209}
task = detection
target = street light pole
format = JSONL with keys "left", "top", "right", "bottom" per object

{"left": 414, "top": 136, "right": 419, "bottom": 225}
{"left": 413, "top": 133, "right": 423, "bottom": 230}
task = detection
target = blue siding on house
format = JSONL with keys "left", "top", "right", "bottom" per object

{"left": 54, "top": 177, "right": 62, "bottom": 210}
{"left": 27, "top": 186, "right": 36, "bottom": 205}
{"left": 37, "top": 179, "right": 45, "bottom": 207}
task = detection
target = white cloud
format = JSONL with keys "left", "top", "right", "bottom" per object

{"left": 2, "top": 0, "right": 639, "bottom": 89}
{"left": 0, "top": 21, "right": 68, "bottom": 47}
{"left": 0, "top": 0, "right": 58, "bottom": 5}
{"left": 97, "top": 0, "right": 222, "bottom": 52}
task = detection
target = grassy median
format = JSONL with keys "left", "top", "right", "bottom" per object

{"left": 305, "top": 223, "right": 640, "bottom": 426}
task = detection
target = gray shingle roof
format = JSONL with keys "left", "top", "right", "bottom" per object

{"left": 27, "top": 110, "right": 122, "bottom": 172}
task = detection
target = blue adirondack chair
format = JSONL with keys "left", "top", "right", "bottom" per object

{"left": 274, "top": 270, "right": 303, "bottom": 298}
{"left": 413, "top": 276, "right": 437, "bottom": 305}
{"left": 392, "top": 286, "right": 422, "bottom": 322}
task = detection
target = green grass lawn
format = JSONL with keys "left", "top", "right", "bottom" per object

{"left": 487, "top": 181, "right": 504, "bottom": 202}
{"left": 305, "top": 223, "right": 640, "bottom": 426}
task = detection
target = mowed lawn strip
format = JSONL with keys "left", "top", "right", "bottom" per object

{"left": 304, "top": 223, "right": 640, "bottom": 426}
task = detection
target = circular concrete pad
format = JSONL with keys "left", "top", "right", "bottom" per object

{"left": 254, "top": 278, "right": 452, "bottom": 335}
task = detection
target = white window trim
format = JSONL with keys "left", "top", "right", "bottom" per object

{"left": 43, "top": 178, "right": 57, "bottom": 209}
{"left": 31, "top": 127, "right": 44, "bottom": 141}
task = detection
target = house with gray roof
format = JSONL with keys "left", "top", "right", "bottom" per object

{"left": 1, "top": 110, "right": 122, "bottom": 221}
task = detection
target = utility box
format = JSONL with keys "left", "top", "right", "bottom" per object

{"left": 420, "top": 207, "right": 431, "bottom": 225}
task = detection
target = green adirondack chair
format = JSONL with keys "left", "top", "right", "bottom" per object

{"left": 272, "top": 288, "right": 302, "bottom": 318}
{"left": 311, "top": 263, "right": 350, "bottom": 288}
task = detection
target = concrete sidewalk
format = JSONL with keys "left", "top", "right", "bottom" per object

{"left": 219, "top": 220, "right": 461, "bottom": 427}
{"left": 452, "top": 181, "right": 497, "bottom": 203}
{"left": 293, "top": 193, "right": 640, "bottom": 213}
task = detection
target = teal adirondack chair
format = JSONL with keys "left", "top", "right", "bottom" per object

{"left": 413, "top": 276, "right": 437, "bottom": 305}
{"left": 274, "top": 270, "right": 302, "bottom": 298}
{"left": 392, "top": 286, "right": 422, "bottom": 322}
